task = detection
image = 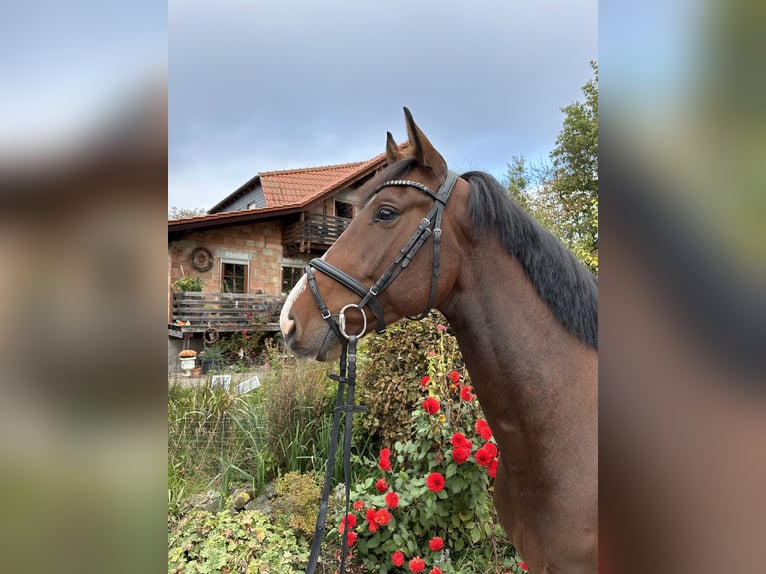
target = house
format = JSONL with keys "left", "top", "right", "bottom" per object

{"left": 167, "top": 149, "right": 398, "bottom": 357}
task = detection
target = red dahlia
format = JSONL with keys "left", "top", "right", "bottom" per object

{"left": 450, "top": 432, "right": 470, "bottom": 448}
{"left": 375, "top": 508, "right": 392, "bottom": 526}
{"left": 450, "top": 446, "right": 471, "bottom": 465}
{"left": 422, "top": 396, "right": 440, "bottom": 414}
{"left": 475, "top": 446, "right": 493, "bottom": 467}
{"left": 426, "top": 472, "right": 445, "bottom": 493}
{"left": 460, "top": 386, "right": 475, "bottom": 401}
{"left": 428, "top": 536, "right": 444, "bottom": 551}
{"left": 385, "top": 491, "right": 399, "bottom": 509}
{"left": 392, "top": 551, "right": 405, "bottom": 566}
{"left": 488, "top": 459, "right": 499, "bottom": 478}
{"left": 408, "top": 556, "right": 426, "bottom": 573}
{"left": 375, "top": 478, "right": 389, "bottom": 492}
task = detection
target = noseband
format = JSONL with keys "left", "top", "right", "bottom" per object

{"left": 305, "top": 169, "right": 459, "bottom": 340}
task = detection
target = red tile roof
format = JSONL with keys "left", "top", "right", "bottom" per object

{"left": 170, "top": 146, "right": 407, "bottom": 235}
{"left": 260, "top": 154, "right": 384, "bottom": 208}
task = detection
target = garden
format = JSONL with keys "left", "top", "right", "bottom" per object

{"left": 168, "top": 312, "right": 527, "bottom": 573}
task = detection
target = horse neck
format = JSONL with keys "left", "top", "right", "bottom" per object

{"left": 439, "top": 235, "right": 597, "bottom": 443}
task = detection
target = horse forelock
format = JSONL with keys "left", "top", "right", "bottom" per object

{"left": 462, "top": 170, "right": 599, "bottom": 350}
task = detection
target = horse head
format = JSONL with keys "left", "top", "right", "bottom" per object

{"left": 280, "top": 108, "right": 470, "bottom": 360}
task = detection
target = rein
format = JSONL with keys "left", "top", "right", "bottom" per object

{"left": 302, "top": 170, "right": 459, "bottom": 574}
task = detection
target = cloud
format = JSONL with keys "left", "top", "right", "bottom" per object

{"left": 168, "top": 0, "right": 597, "bottom": 208}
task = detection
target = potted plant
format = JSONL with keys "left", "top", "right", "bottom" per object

{"left": 178, "top": 349, "right": 198, "bottom": 376}
{"left": 173, "top": 276, "right": 203, "bottom": 293}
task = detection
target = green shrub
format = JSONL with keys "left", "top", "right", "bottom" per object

{"left": 357, "top": 311, "right": 465, "bottom": 447}
{"left": 273, "top": 471, "right": 324, "bottom": 537}
{"left": 173, "top": 276, "right": 203, "bottom": 292}
{"left": 168, "top": 508, "right": 308, "bottom": 573}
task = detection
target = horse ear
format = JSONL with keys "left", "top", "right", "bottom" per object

{"left": 386, "top": 131, "right": 403, "bottom": 163}
{"left": 403, "top": 107, "right": 447, "bottom": 179}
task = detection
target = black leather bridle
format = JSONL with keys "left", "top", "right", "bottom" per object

{"left": 302, "top": 169, "right": 459, "bottom": 574}
{"left": 304, "top": 169, "right": 459, "bottom": 340}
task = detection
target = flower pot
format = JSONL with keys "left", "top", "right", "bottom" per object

{"left": 190, "top": 367, "right": 202, "bottom": 377}
{"left": 180, "top": 357, "right": 196, "bottom": 370}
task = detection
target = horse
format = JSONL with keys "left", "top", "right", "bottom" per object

{"left": 280, "top": 108, "right": 598, "bottom": 573}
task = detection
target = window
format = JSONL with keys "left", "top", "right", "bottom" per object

{"left": 221, "top": 262, "right": 248, "bottom": 293}
{"left": 336, "top": 200, "right": 354, "bottom": 219}
{"left": 282, "top": 266, "right": 303, "bottom": 294}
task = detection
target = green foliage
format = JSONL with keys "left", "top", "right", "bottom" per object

{"left": 339, "top": 337, "right": 514, "bottom": 573}
{"left": 173, "top": 275, "right": 204, "bottom": 292}
{"left": 549, "top": 60, "right": 598, "bottom": 273}
{"left": 168, "top": 509, "right": 308, "bottom": 573}
{"left": 273, "top": 471, "right": 324, "bottom": 536}
{"left": 357, "top": 311, "right": 464, "bottom": 447}
{"left": 504, "top": 61, "right": 599, "bottom": 274}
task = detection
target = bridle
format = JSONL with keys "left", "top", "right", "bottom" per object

{"left": 305, "top": 169, "right": 459, "bottom": 339}
{"left": 302, "top": 169, "right": 459, "bottom": 574}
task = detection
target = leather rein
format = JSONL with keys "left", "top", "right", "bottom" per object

{"left": 302, "top": 170, "right": 459, "bottom": 574}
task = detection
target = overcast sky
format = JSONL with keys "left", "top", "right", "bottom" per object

{"left": 168, "top": 0, "right": 597, "bottom": 211}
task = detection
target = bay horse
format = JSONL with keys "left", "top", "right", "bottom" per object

{"left": 280, "top": 108, "right": 598, "bottom": 573}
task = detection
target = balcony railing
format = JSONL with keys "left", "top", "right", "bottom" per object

{"left": 169, "top": 292, "right": 286, "bottom": 338}
{"left": 282, "top": 213, "right": 351, "bottom": 256}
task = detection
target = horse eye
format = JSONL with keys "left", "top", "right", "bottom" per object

{"left": 375, "top": 207, "right": 398, "bottom": 222}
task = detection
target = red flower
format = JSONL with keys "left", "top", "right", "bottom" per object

{"left": 392, "top": 551, "right": 405, "bottom": 567}
{"left": 420, "top": 375, "right": 430, "bottom": 387}
{"left": 450, "top": 432, "right": 471, "bottom": 448}
{"left": 338, "top": 513, "right": 356, "bottom": 533}
{"left": 426, "top": 472, "right": 445, "bottom": 493}
{"left": 428, "top": 536, "right": 443, "bottom": 551}
{"left": 429, "top": 569, "right": 443, "bottom": 574}
{"left": 481, "top": 442, "right": 498, "bottom": 458}
{"left": 450, "top": 446, "right": 471, "bottom": 465}
{"left": 375, "top": 508, "right": 392, "bottom": 526}
{"left": 518, "top": 561, "right": 528, "bottom": 571}
{"left": 343, "top": 531, "right": 357, "bottom": 547}
{"left": 488, "top": 459, "right": 499, "bottom": 478}
{"left": 353, "top": 500, "right": 365, "bottom": 511}
{"left": 460, "top": 386, "right": 474, "bottom": 401}
{"left": 379, "top": 457, "right": 392, "bottom": 471}
{"left": 380, "top": 448, "right": 391, "bottom": 460}
{"left": 365, "top": 507, "right": 377, "bottom": 522}
{"left": 422, "top": 396, "right": 440, "bottom": 414}
{"left": 475, "top": 445, "right": 493, "bottom": 467}
{"left": 375, "top": 478, "right": 389, "bottom": 492}
{"left": 385, "top": 491, "right": 399, "bottom": 509}
{"left": 446, "top": 370, "right": 460, "bottom": 383}
{"left": 408, "top": 557, "right": 426, "bottom": 572}
{"left": 475, "top": 419, "right": 493, "bottom": 440}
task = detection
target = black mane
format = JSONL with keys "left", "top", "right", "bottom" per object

{"left": 462, "top": 170, "right": 598, "bottom": 349}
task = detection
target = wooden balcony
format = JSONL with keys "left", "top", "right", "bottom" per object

{"left": 168, "top": 292, "right": 286, "bottom": 339}
{"left": 282, "top": 213, "right": 351, "bottom": 256}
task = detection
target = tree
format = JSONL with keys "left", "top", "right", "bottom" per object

{"left": 504, "top": 61, "right": 598, "bottom": 274}
{"left": 549, "top": 61, "right": 598, "bottom": 272}
{"left": 168, "top": 206, "right": 208, "bottom": 220}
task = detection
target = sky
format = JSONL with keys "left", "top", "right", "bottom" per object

{"left": 168, "top": 0, "right": 597, "bottom": 211}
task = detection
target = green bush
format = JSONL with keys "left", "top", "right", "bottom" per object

{"left": 357, "top": 311, "right": 465, "bottom": 448}
{"left": 273, "top": 471, "right": 324, "bottom": 537}
{"left": 173, "top": 276, "right": 203, "bottom": 292}
{"left": 168, "top": 508, "right": 308, "bottom": 573}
